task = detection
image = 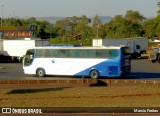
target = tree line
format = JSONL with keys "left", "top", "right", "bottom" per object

{"left": 1, "top": 5, "right": 160, "bottom": 45}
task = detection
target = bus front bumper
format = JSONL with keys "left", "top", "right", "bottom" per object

{"left": 23, "top": 68, "right": 35, "bottom": 75}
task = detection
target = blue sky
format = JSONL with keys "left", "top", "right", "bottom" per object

{"left": 1, "top": 0, "right": 159, "bottom": 18}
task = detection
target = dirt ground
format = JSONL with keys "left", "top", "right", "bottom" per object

{"left": 0, "top": 84, "right": 159, "bottom": 107}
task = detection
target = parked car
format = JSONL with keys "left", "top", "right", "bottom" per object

{"left": 149, "top": 47, "right": 160, "bottom": 63}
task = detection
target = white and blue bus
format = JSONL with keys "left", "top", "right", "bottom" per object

{"left": 23, "top": 46, "right": 131, "bottom": 78}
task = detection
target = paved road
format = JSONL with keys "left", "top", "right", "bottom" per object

{"left": 0, "top": 63, "right": 81, "bottom": 80}
{"left": 126, "top": 59, "right": 160, "bottom": 79}
{"left": 0, "top": 59, "right": 160, "bottom": 80}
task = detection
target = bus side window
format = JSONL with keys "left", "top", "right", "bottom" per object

{"left": 103, "top": 50, "right": 109, "bottom": 58}
{"left": 44, "top": 49, "right": 52, "bottom": 58}
{"left": 96, "top": 49, "right": 105, "bottom": 58}
{"left": 83, "top": 50, "right": 95, "bottom": 58}
{"left": 69, "top": 50, "right": 81, "bottom": 58}
{"left": 59, "top": 49, "right": 68, "bottom": 58}
{"left": 51, "top": 49, "right": 59, "bottom": 58}
{"left": 36, "top": 49, "right": 44, "bottom": 58}
{"left": 108, "top": 50, "right": 119, "bottom": 58}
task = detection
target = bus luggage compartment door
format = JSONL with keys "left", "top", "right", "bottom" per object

{"left": 109, "top": 66, "right": 118, "bottom": 77}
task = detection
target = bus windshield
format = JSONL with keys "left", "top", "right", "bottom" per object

{"left": 25, "top": 49, "right": 34, "bottom": 56}
{"left": 23, "top": 49, "right": 34, "bottom": 66}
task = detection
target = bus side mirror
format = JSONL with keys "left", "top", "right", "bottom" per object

{"left": 30, "top": 55, "right": 33, "bottom": 59}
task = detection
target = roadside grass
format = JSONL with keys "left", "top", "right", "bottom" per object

{"left": 0, "top": 85, "right": 160, "bottom": 107}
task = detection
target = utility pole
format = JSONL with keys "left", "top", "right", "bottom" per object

{"left": 96, "top": 24, "right": 99, "bottom": 38}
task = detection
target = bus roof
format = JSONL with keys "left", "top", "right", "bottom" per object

{"left": 33, "top": 46, "right": 126, "bottom": 50}
{"left": 45, "top": 44, "right": 82, "bottom": 47}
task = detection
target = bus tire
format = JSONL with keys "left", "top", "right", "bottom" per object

{"left": 151, "top": 60, "right": 156, "bottom": 63}
{"left": 36, "top": 68, "right": 45, "bottom": 77}
{"left": 90, "top": 69, "right": 99, "bottom": 79}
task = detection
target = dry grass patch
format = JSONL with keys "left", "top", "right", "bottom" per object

{"left": 0, "top": 85, "right": 160, "bottom": 107}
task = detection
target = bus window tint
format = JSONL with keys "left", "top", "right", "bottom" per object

{"left": 83, "top": 50, "right": 95, "bottom": 58}
{"left": 95, "top": 50, "right": 104, "bottom": 58}
{"left": 44, "top": 49, "right": 52, "bottom": 57}
{"left": 69, "top": 50, "right": 82, "bottom": 58}
{"left": 108, "top": 49, "right": 119, "bottom": 58}
{"left": 52, "top": 49, "right": 59, "bottom": 57}
{"left": 35, "top": 48, "right": 119, "bottom": 58}
{"left": 59, "top": 49, "right": 68, "bottom": 58}
{"left": 36, "top": 49, "right": 44, "bottom": 58}
{"left": 102, "top": 50, "right": 108, "bottom": 58}
{"left": 84, "top": 49, "right": 119, "bottom": 58}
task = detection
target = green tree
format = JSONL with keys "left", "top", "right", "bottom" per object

{"left": 55, "top": 19, "right": 70, "bottom": 37}
{"left": 125, "top": 10, "right": 145, "bottom": 23}
{"left": 48, "top": 27, "right": 58, "bottom": 38}
{"left": 105, "top": 15, "right": 131, "bottom": 38}
{"left": 154, "top": 15, "right": 160, "bottom": 37}
{"left": 157, "top": 2, "right": 160, "bottom": 15}
{"left": 54, "top": 15, "right": 92, "bottom": 44}
{"left": 34, "top": 24, "right": 46, "bottom": 38}
{"left": 128, "top": 22, "right": 144, "bottom": 37}
{"left": 26, "top": 17, "right": 51, "bottom": 39}
{"left": 104, "top": 11, "right": 145, "bottom": 38}
{"left": 142, "top": 18, "right": 157, "bottom": 38}
{"left": 73, "top": 15, "right": 91, "bottom": 39}
{"left": 3, "top": 18, "right": 28, "bottom": 26}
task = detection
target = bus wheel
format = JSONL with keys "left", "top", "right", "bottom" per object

{"left": 90, "top": 70, "right": 99, "bottom": 79}
{"left": 36, "top": 68, "right": 45, "bottom": 77}
{"left": 151, "top": 60, "right": 156, "bottom": 63}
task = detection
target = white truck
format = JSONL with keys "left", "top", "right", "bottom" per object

{"left": 92, "top": 37, "right": 148, "bottom": 58}
{"left": 0, "top": 39, "right": 49, "bottom": 62}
